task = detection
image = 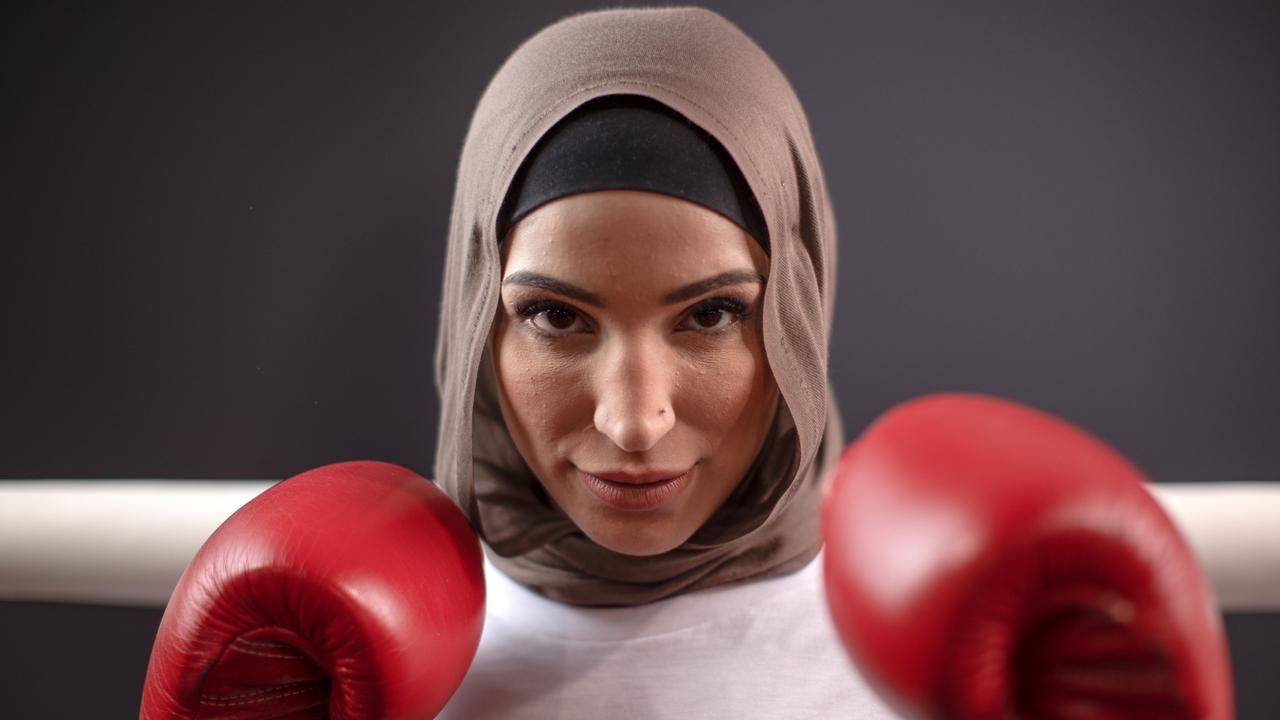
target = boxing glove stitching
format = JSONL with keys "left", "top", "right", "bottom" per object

{"left": 229, "top": 639, "right": 308, "bottom": 660}
{"left": 235, "top": 638, "right": 299, "bottom": 649}
{"left": 200, "top": 683, "right": 322, "bottom": 707}
{"left": 200, "top": 680, "right": 319, "bottom": 702}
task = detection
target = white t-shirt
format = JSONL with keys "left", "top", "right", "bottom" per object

{"left": 437, "top": 546, "right": 903, "bottom": 719}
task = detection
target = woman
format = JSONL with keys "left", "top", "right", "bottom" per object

{"left": 433, "top": 7, "right": 896, "bottom": 717}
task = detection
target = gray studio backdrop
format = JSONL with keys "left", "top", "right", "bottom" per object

{"left": 2, "top": 1, "right": 1277, "bottom": 717}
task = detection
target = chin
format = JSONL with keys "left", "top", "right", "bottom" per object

{"left": 584, "top": 522, "right": 688, "bottom": 557}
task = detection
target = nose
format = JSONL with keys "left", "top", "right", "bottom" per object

{"left": 593, "top": 334, "right": 677, "bottom": 453}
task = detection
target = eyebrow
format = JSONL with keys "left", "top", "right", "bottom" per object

{"left": 501, "top": 269, "right": 765, "bottom": 308}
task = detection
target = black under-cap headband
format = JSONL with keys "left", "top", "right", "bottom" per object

{"left": 495, "top": 93, "right": 770, "bottom": 252}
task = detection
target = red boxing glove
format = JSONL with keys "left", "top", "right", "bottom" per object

{"left": 140, "top": 461, "right": 485, "bottom": 720}
{"left": 821, "top": 394, "right": 1233, "bottom": 720}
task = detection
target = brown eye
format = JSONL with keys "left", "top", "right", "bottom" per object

{"left": 539, "top": 307, "right": 580, "bottom": 331}
{"left": 516, "top": 299, "right": 591, "bottom": 336}
{"left": 693, "top": 308, "right": 727, "bottom": 329}
{"left": 677, "top": 297, "right": 750, "bottom": 333}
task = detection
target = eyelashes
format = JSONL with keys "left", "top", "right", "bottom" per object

{"left": 514, "top": 296, "right": 754, "bottom": 338}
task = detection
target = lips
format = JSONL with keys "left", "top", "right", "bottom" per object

{"left": 585, "top": 469, "right": 692, "bottom": 485}
{"left": 577, "top": 466, "right": 694, "bottom": 510}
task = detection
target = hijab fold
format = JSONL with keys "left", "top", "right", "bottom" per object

{"left": 434, "top": 6, "right": 843, "bottom": 606}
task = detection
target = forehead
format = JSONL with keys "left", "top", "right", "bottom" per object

{"left": 501, "top": 190, "right": 768, "bottom": 281}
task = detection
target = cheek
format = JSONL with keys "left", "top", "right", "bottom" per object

{"left": 679, "top": 337, "right": 774, "bottom": 441}
{"left": 493, "top": 324, "right": 588, "bottom": 451}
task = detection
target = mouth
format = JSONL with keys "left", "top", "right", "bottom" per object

{"left": 577, "top": 466, "right": 694, "bottom": 511}
{"left": 584, "top": 468, "right": 693, "bottom": 485}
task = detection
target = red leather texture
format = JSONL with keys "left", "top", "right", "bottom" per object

{"left": 821, "top": 393, "right": 1234, "bottom": 720}
{"left": 140, "top": 461, "right": 485, "bottom": 719}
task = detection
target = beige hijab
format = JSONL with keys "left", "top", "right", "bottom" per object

{"left": 434, "top": 6, "right": 842, "bottom": 606}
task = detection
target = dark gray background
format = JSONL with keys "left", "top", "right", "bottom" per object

{"left": 2, "top": 1, "right": 1276, "bottom": 716}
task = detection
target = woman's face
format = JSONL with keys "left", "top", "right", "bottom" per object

{"left": 492, "top": 189, "right": 778, "bottom": 556}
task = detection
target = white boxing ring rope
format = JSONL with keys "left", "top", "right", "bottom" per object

{"left": 0, "top": 480, "right": 1278, "bottom": 611}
